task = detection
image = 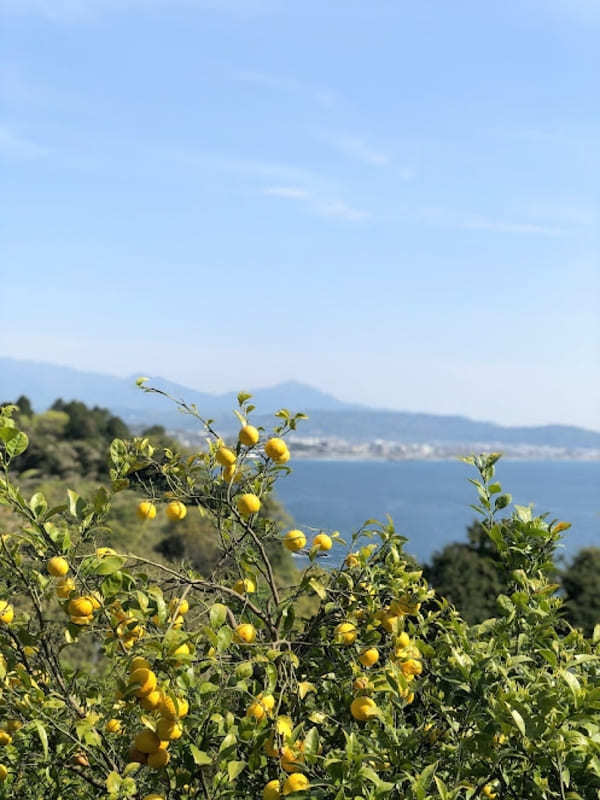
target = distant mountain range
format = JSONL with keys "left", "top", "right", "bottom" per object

{"left": 1, "top": 356, "right": 599, "bottom": 451}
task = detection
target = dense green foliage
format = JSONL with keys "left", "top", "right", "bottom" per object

{"left": 0, "top": 388, "right": 598, "bottom": 800}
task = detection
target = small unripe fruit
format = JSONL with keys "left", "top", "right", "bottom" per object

{"left": 56, "top": 577, "right": 76, "bottom": 599}
{"left": 134, "top": 729, "right": 161, "bottom": 753}
{"left": 105, "top": 719, "right": 122, "bottom": 734}
{"left": 147, "top": 748, "right": 170, "bottom": 769}
{"left": 129, "top": 656, "right": 151, "bottom": 673}
{"left": 0, "top": 765, "right": 7, "bottom": 782}
{"left": 0, "top": 732, "right": 12, "bottom": 746}
{"left": 47, "top": 556, "right": 69, "bottom": 577}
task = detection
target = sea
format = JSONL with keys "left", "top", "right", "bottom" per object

{"left": 274, "top": 459, "right": 600, "bottom": 567}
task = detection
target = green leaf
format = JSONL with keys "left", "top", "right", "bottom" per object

{"left": 67, "top": 489, "right": 87, "bottom": 519}
{"left": 495, "top": 493, "right": 512, "bottom": 510}
{"left": 33, "top": 720, "right": 48, "bottom": 760}
{"left": 93, "top": 555, "right": 126, "bottom": 575}
{"left": 190, "top": 745, "right": 213, "bottom": 766}
{"left": 6, "top": 431, "right": 29, "bottom": 457}
{"left": 309, "top": 578, "right": 327, "bottom": 600}
{"left": 135, "top": 376, "right": 150, "bottom": 387}
{"left": 303, "top": 726, "right": 320, "bottom": 757}
{"left": 227, "top": 760, "right": 246, "bottom": 781}
{"left": 237, "top": 392, "right": 252, "bottom": 405}
{"left": 510, "top": 708, "right": 526, "bottom": 736}
{"left": 106, "top": 771, "right": 122, "bottom": 794}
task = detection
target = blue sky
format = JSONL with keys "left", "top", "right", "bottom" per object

{"left": 1, "top": 0, "right": 599, "bottom": 429}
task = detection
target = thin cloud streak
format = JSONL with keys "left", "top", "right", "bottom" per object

{"left": 0, "top": 125, "right": 48, "bottom": 159}
{"left": 262, "top": 185, "right": 369, "bottom": 221}
{"left": 316, "top": 131, "right": 390, "bottom": 167}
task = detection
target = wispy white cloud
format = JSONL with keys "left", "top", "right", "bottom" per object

{"left": 262, "top": 185, "right": 369, "bottom": 222}
{"left": 0, "top": 125, "right": 48, "bottom": 159}
{"left": 419, "top": 207, "right": 565, "bottom": 236}
{"left": 264, "top": 186, "right": 309, "bottom": 199}
{"left": 0, "top": 0, "right": 278, "bottom": 21}
{"left": 231, "top": 68, "right": 337, "bottom": 108}
{"left": 316, "top": 131, "right": 390, "bottom": 167}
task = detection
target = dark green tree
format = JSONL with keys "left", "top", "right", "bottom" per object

{"left": 561, "top": 547, "right": 600, "bottom": 637}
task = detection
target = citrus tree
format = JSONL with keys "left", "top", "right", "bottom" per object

{"left": 0, "top": 385, "right": 599, "bottom": 800}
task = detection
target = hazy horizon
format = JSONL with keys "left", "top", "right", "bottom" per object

{"left": 1, "top": 1, "right": 598, "bottom": 429}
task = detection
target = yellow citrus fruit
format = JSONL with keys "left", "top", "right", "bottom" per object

{"left": 169, "top": 597, "right": 189, "bottom": 616}
{"left": 380, "top": 612, "right": 400, "bottom": 634}
{"left": 0, "top": 602, "right": 14, "bottom": 625}
{"left": 142, "top": 795, "right": 164, "bottom": 800}
{"left": 0, "top": 732, "right": 12, "bottom": 746}
{"left": 159, "top": 694, "right": 188, "bottom": 719}
{"left": 105, "top": 719, "right": 122, "bottom": 734}
{"left": 156, "top": 717, "right": 182, "bottom": 740}
{"left": 68, "top": 596, "right": 94, "bottom": 617}
{"left": 134, "top": 729, "right": 161, "bottom": 753}
{"left": 280, "top": 742, "right": 304, "bottom": 772}
{"left": 222, "top": 463, "right": 238, "bottom": 483}
{"left": 284, "top": 530, "right": 306, "bottom": 552}
{"left": 86, "top": 592, "right": 102, "bottom": 610}
{"left": 237, "top": 493, "right": 261, "bottom": 517}
{"left": 129, "top": 668, "right": 157, "bottom": 698}
{"left": 258, "top": 693, "right": 275, "bottom": 712}
{"left": 401, "top": 658, "right": 423, "bottom": 677}
{"left": 70, "top": 613, "right": 93, "bottom": 626}
{"left": 312, "top": 533, "right": 332, "bottom": 551}
{"left": 56, "top": 577, "right": 76, "bottom": 598}
{"left": 0, "top": 765, "right": 7, "bottom": 782}
{"left": 358, "top": 648, "right": 379, "bottom": 668}
{"left": 140, "top": 690, "right": 163, "bottom": 711}
{"left": 390, "top": 596, "right": 421, "bottom": 616}
{"left": 147, "top": 748, "right": 170, "bottom": 769}
{"left": 334, "top": 622, "right": 357, "bottom": 645}
{"left": 352, "top": 676, "right": 371, "bottom": 692}
{"left": 350, "top": 696, "right": 378, "bottom": 721}
{"left": 282, "top": 773, "right": 309, "bottom": 795}
{"left": 235, "top": 623, "right": 256, "bottom": 644}
{"left": 263, "top": 780, "right": 281, "bottom": 800}
{"left": 127, "top": 746, "right": 147, "bottom": 764}
{"left": 247, "top": 701, "right": 267, "bottom": 722}
{"left": 265, "top": 437, "right": 289, "bottom": 463}
{"left": 239, "top": 425, "right": 259, "bottom": 446}
{"left": 4, "top": 720, "right": 21, "bottom": 734}
{"left": 482, "top": 785, "right": 497, "bottom": 799}
{"left": 233, "top": 577, "right": 256, "bottom": 594}
{"left": 215, "top": 446, "right": 236, "bottom": 466}
{"left": 129, "top": 656, "right": 151, "bottom": 672}
{"left": 136, "top": 501, "right": 157, "bottom": 521}
{"left": 276, "top": 716, "right": 293, "bottom": 737}
{"left": 396, "top": 632, "right": 411, "bottom": 649}
{"left": 345, "top": 553, "right": 360, "bottom": 568}
{"left": 47, "top": 556, "right": 69, "bottom": 577}
{"left": 165, "top": 500, "right": 187, "bottom": 521}
{"left": 96, "top": 547, "right": 116, "bottom": 558}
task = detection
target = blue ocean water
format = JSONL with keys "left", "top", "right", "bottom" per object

{"left": 274, "top": 460, "right": 600, "bottom": 566}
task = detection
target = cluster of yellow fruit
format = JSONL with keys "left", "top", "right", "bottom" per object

{"left": 331, "top": 588, "right": 425, "bottom": 722}
{"left": 125, "top": 657, "right": 189, "bottom": 771}
{"left": 137, "top": 500, "right": 187, "bottom": 522}
{"left": 243, "top": 702, "right": 310, "bottom": 799}
{"left": 282, "top": 529, "right": 332, "bottom": 553}
{"left": 48, "top": 557, "right": 103, "bottom": 626}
